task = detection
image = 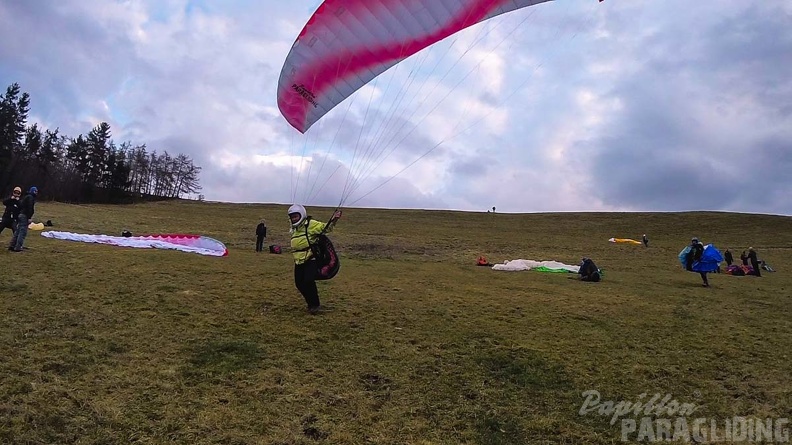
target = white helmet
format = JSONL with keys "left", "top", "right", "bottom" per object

{"left": 287, "top": 204, "right": 307, "bottom": 228}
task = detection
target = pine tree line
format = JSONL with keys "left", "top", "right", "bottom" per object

{"left": 0, "top": 82, "right": 202, "bottom": 203}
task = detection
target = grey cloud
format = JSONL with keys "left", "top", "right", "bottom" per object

{"left": 580, "top": 1, "right": 792, "bottom": 214}
{"left": 448, "top": 154, "right": 495, "bottom": 179}
{"left": 0, "top": 1, "right": 138, "bottom": 130}
{"left": 195, "top": 150, "right": 444, "bottom": 211}
{"left": 310, "top": 109, "right": 449, "bottom": 163}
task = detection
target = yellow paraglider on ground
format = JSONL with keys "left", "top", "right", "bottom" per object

{"left": 609, "top": 237, "right": 642, "bottom": 245}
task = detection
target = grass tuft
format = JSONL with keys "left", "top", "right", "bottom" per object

{"left": 183, "top": 339, "right": 264, "bottom": 379}
{"left": 477, "top": 347, "right": 569, "bottom": 391}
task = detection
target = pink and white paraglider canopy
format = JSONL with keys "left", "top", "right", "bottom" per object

{"left": 41, "top": 231, "right": 229, "bottom": 257}
{"left": 277, "top": 0, "right": 555, "bottom": 134}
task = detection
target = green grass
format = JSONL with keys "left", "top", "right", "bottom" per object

{"left": 1, "top": 200, "right": 791, "bottom": 444}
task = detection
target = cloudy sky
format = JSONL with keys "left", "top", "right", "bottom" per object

{"left": 1, "top": 1, "right": 790, "bottom": 214}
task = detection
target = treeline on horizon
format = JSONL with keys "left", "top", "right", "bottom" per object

{"left": 0, "top": 82, "right": 202, "bottom": 203}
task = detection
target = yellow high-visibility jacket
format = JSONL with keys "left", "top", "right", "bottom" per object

{"left": 290, "top": 218, "right": 335, "bottom": 264}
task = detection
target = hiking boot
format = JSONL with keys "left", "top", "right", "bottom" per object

{"left": 308, "top": 305, "right": 334, "bottom": 315}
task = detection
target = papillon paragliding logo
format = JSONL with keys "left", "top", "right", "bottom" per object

{"left": 291, "top": 83, "right": 319, "bottom": 109}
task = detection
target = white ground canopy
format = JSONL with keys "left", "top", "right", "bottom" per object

{"left": 40, "top": 231, "right": 228, "bottom": 257}
{"left": 491, "top": 259, "right": 579, "bottom": 272}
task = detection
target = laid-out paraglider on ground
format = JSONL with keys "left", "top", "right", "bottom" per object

{"left": 491, "top": 259, "right": 580, "bottom": 273}
{"left": 40, "top": 231, "right": 229, "bottom": 257}
{"left": 608, "top": 237, "right": 643, "bottom": 245}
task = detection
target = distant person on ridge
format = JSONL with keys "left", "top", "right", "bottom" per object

{"left": 0, "top": 187, "right": 22, "bottom": 235}
{"left": 288, "top": 204, "right": 342, "bottom": 315}
{"left": 642, "top": 234, "right": 649, "bottom": 247}
{"left": 9, "top": 186, "right": 38, "bottom": 252}
{"left": 255, "top": 219, "right": 267, "bottom": 252}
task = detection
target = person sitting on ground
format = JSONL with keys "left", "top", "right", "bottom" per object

{"left": 577, "top": 257, "right": 601, "bottom": 282}
{"left": 760, "top": 260, "right": 775, "bottom": 272}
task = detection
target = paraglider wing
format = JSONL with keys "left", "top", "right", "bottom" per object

{"left": 692, "top": 244, "right": 723, "bottom": 273}
{"left": 277, "top": 0, "right": 555, "bottom": 133}
{"left": 678, "top": 244, "right": 723, "bottom": 273}
{"left": 678, "top": 246, "right": 692, "bottom": 267}
{"left": 41, "top": 231, "right": 229, "bottom": 257}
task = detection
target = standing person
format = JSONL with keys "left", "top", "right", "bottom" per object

{"left": 288, "top": 204, "right": 342, "bottom": 314}
{"left": 9, "top": 186, "right": 37, "bottom": 252}
{"left": 685, "top": 237, "right": 709, "bottom": 287}
{"left": 642, "top": 234, "right": 649, "bottom": 247}
{"left": 740, "top": 250, "right": 749, "bottom": 266}
{"left": 747, "top": 247, "right": 761, "bottom": 277}
{"left": 0, "top": 187, "right": 22, "bottom": 235}
{"left": 255, "top": 219, "right": 267, "bottom": 252}
{"left": 724, "top": 248, "right": 733, "bottom": 266}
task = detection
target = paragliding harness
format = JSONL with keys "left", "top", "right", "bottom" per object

{"left": 304, "top": 217, "right": 340, "bottom": 281}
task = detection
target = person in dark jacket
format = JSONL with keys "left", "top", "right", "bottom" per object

{"left": 747, "top": 247, "right": 761, "bottom": 277}
{"left": 255, "top": 219, "right": 267, "bottom": 252}
{"left": 577, "top": 257, "right": 601, "bottom": 282}
{"left": 685, "top": 238, "right": 709, "bottom": 287}
{"left": 724, "top": 248, "right": 733, "bottom": 266}
{"left": 740, "top": 250, "right": 749, "bottom": 266}
{"left": 642, "top": 234, "right": 649, "bottom": 247}
{"left": 0, "top": 186, "right": 22, "bottom": 235}
{"left": 9, "top": 186, "right": 37, "bottom": 252}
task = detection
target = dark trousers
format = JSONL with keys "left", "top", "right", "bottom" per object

{"left": 256, "top": 235, "right": 265, "bottom": 252}
{"left": 751, "top": 261, "right": 761, "bottom": 277}
{"left": 294, "top": 260, "right": 320, "bottom": 308}
{"left": 9, "top": 214, "right": 28, "bottom": 251}
{"left": 0, "top": 217, "right": 15, "bottom": 235}
{"left": 699, "top": 272, "right": 709, "bottom": 285}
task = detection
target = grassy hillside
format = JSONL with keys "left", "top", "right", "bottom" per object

{"left": 1, "top": 200, "right": 791, "bottom": 444}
